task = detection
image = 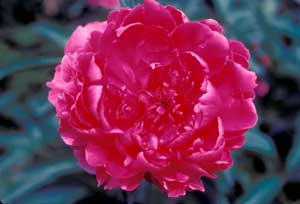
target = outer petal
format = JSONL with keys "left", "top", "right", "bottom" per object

{"left": 172, "top": 22, "right": 213, "bottom": 51}
{"left": 144, "top": 0, "right": 176, "bottom": 31}
{"left": 59, "top": 120, "right": 86, "bottom": 146}
{"left": 199, "top": 19, "right": 224, "bottom": 33}
{"left": 220, "top": 99, "right": 257, "bottom": 131}
{"left": 108, "top": 8, "right": 131, "bottom": 28}
{"left": 74, "top": 149, "right": 96, "bottom": 174}
{"left": 224, "top": 130, "right": 246, "bottom": 150}
{"left": 122, "top": 5, "right": 145, "bottom": 27}
{"left": 195, "top": 31, "right": 230, "bottom": 74}
{"left": 65, "top": 22, "right": 107, "bottom": 54}
{"left": 165, "top": 5, "right": 189, "bottom": 25}
{"left": 229, "top": 40, "right": 250, "bottom": 68}
{"left": 211, "top": 61, "right": 257, "bottom": 100}
{"left": 78, "top": 54, "right": 103, "bottom": 84}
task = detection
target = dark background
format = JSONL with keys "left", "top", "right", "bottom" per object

{"left": 0, "top": 0, "right": 300, "bottom": 203}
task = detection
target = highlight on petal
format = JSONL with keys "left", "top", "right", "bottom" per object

{"left": 199, "top": 19, "right": 224, "bottom": 33}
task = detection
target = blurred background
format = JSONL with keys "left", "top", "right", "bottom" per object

{"left": 0, "top": 0, "right": 300, "bottom": 203}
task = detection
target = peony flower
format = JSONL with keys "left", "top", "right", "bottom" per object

{"left": 47, "top": 0, "right": 257, "bottom": 197}
{"left": 88, "top": 0, "right": 120, "bottom": 9}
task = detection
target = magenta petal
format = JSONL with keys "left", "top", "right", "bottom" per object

{"left": 172, "top": 22, "right": 213, "bottom": 51}
{"left": 166, "top": 181, "right": 186, "bottom": 197}
{"left": 229, "top": 40, "right": 250, "bottom": 68}
{"left": 199, "top": 19, "right": 224, "bottom": 33}
{"left": 74, "top": 149, "right": 96, "bottom": 174}
{"left": 83, "top": 85, "right": 103, "bottom": 119}
{"left": 195, "top": 31, "right": 230, "bottom": 74}
{"left": 197, "top": 82, "right": 221, "bottom": 127}
{"left": 220, "top": 99, "right": 258, "bottom": 131}
{"left": 59, "top": 120, "right": 86, "bottom": 146}
{"left": 144, "top": 0, "right": 176, "bottom": 31}
{"left": 122, "top": 5, "right": 145, "bottom": 26}
{"left": 85, "top": 144, "right": 106, "bottom": 166}
{"left": 165, "top": 5, "right": 189, "bottom": 25}
{"left": 78, "top": 54, "right": 103, "bottom": 83}
{"left": 65, "top": 22, "right": 107, "bottom": 54}
{"left": 137, "top": 26, "right": 173, "bottom": 66}
{"left": 212, "top": 61, "right": 257, "bottom": 100}
{"left": 108, "top": 8, "right": 131, "bottom": 27}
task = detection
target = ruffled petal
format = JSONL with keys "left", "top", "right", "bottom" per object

{"left": 65, "top": 22, "right": 107, "bottom": 54}
{"left": 172, "top": 22, "right": 213, "bottom": 51}
{"left": 166, "top": 5, "right": 189, "bottom": 25}
{"left": 229, "top": 40, "right": 250, "bottom": 68}
{"left": 220, "top": 99, "right": 258, "bottom": 131}
{"left": 199, "top": 19, "right": 224, "bottom": 33}
{"left": 195, "top": 31, "right": 230, "bottom": 74}
{"left": 144, "top": 0, "right": 176, "bottom": 31}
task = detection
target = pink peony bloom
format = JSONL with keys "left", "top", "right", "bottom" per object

{"left": 88, "top": 0, "right": 120, "bottom": 9}
{"left": 47, "top": 0, "right": 257, "bottom": 197}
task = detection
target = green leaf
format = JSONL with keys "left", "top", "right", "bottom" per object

{"left": 236, "top": 175, "right": 284, "bottom": 204}
{"left": 120, "top": 0, "right": 142, "bottom": 7}
{"left": 0, "top": 57, "right": 60, "bottom": 80}
{"left": 286, "top": 115, "right": 300, "bottom": 172}
{"left": 216, "top": 195, "right": 230, "bottom": 204}
{"left": 0, "top": 150, "right": 29, "bottom": 175}
{"left": 14, "top": 185, "right": 87, "bottom": 204}
{"left": 1, "top": 160, "right": 80, "bottom": 203}
{"left": 0, "top": 42, "right": 22, "bottom": 67}
{"left": 0, "top": 92, "right": 17, "bottom": 107}
{"left": 216, "top": 167, "right": 235, "bottom": 194}
{"left": 10, "top": 26, "right": 41, "bottom": 48}
{"left": 25, "top": 91, "right": 53, "bottom": 118}
{"left": 32, "top": 23, "right": 69, "bottom": 49}
{"left": 244, "top": 129, "right": 277, "bottom": 157}
{"left": 162, "top": 0, "right": 210, "bottom": 20}
{"left": 0, "top": 132, "right": 28, "bottom": 147}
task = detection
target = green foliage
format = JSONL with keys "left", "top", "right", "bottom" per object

{"left": 286, "top": 115, "right": 300, "bottom": 173}
{"left": 14, "top": 185, "right": 87, "bottom": 204}
{"left": 0, "top": 0, "right": 300, "bottom": 203}
{"left": 244, "top": 129, "right": 278, "bottom": 158}
{"left": 0, "top": 22, "right": 86, "bottom": 203}
{"left": 237, "top": 175, "right": 284, "bottom": 204}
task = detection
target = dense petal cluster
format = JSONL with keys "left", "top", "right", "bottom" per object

{"left": 47, "top": 0, "right": 257, "bottom": 197}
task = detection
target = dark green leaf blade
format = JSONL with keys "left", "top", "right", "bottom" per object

{"left": 244, "top": 129, "right": 278, "bottom": 157}
{"left": 286, "top": 115, "right": 300, "bottom": 172}
{"left": 0, "top": 57, "right": 60, "bottom": 80}
{"left": 236, "top": 175, "right": 284, "bottom": 204}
